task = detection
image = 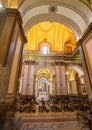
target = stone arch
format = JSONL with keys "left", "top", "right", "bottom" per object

{"left": 66, "top": 64, "right": 87, "bottom": 95}
{"left": 66, "top": 64, "right": 84, "bottom": 78}
{"left": 23, "top": 13, "right": 82, "bottom": 40}
{"left": 19, "top": 0, "right": 92, "bottom": 40}
{"left": 34, "top": 65, "right": 56, "bottom": 101}
{"left": 34, "top": 65, "right": 56, "bottom": 76}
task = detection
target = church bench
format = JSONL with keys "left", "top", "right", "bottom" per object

{"left": 68, "top": 96, "right": 88, "bottom": 111}
{"left": 69, "top": 102, "right": 82, "bottom": 111}
{"left": 50, "top": 104, "right": 61, "bottom": 112}
{"left": 77, "top": 112, "right": 92, "bottom": 130}
{"left": 69, "top": 97, "right": 82, "bottom": 111}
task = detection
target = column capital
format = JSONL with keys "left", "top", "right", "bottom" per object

{"left": 0, "top": 8, "right": 27, "bottom": 43}
{"left": 25, "top": 60, "right": 36, "bottom": 65}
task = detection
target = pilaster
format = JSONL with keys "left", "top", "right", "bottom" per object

{"left": 0, "top": 9, "right": 26, "bottom": 102}
{"left": 78, "top": 22, "right": 92, "bottom": 103}
{"left": 60, "top": 62, "right": 68, "bottom": 95}
{"left": 55, "top": 61, "right": 61, "bottom": 95}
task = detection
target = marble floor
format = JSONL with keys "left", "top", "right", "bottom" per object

{"left": 22, "top": 121, "right": 88, "bottom": 130}
{"left": 14, "top": 112, "right": 90, "bottom": 130}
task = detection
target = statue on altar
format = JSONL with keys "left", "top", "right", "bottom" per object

{"left": 36, "top": 81, "right": 49, "bottom": 102}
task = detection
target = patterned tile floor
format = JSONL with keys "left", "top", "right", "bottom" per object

{"left": 15, "top": 112, "right": 90, "bottom": 130}
{"left": 22, "top": 121, "right": 89, "bottom": 130}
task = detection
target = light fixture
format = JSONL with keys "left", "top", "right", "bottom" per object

{"left": 0, "top": 1, "right": 5, "bottom": 11}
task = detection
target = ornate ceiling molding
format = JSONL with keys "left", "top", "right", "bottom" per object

{"left": 24, "top": 13, "right": 82, "bottom": 40}
{"left": 20, "top": 0, "right": 91, "bottom": 25}
{"left": 19, "top": 0, "right": 92, "bottom": 40}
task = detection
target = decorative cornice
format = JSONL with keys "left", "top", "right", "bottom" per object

{"left": 77, "top": 22, "right": 92, "bottom": 44}
{"left": 25, "top": 60, "right": 36, "bottom": 65}
{"left": 5, "top": 8, "right": 27, "bottom": 43}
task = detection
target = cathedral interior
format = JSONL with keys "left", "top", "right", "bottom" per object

{"left": 0, "top": 0, "right": 92, "bottom": 130}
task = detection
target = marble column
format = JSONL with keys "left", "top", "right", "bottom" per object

{"left": 60, "top": 63, "right": 68, "bottom": 95}
{"left": 52, "top": 75, "right": 56, "bottom": 95}
{"left": 55, "top": 62, "right": 61, "bottom": 95}
{"left": 26, "top": 62, "right": 35, "bottom": 95}
{"left": 22, "top": 62, "right": 29, "bottom": 95}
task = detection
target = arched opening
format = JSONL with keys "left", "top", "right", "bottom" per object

{"left": 18, "top": 22, "right": 84, "bottom": 99}
{"left": 25, "top": 21, "right": 77, "bottom": 54}
{"left": 35, "top": 66, "right": 55, "bottom": 102}
{"left": 41, "top": 45, "right": 49, "bottom": 54}
{"left": 66, "top": 65, "right": 87, "bottom": 96}
{"left": 1, "top": 1, "right": 92, "bottom": 130}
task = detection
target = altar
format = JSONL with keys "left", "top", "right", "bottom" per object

{"left": 36, "top": 91, "right": 49, "bottom": 102}
{"left": 35, "top": 81, "right": 50, "bottom": 102}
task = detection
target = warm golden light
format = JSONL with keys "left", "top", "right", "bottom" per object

{"left": 25, "top": 21, "right": 77, "bottom": 54}
{"left": 36, "top": 67, "right": 53, "bottom": 81}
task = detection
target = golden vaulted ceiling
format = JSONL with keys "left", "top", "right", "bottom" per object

{"left": 25, "top": 22, "right": 77, "bottom": 53}
{"left": 2, "top": 0, "right": 92, "bottom": 54}
{"left": 2, "top": 0, "right": 89, "bottom": 82}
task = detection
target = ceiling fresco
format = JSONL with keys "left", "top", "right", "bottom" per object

{"left": 25, "top": 22, "right": 77, "bottom": 53}
{"left": 2, "top": 0, "right": 92, "bottom": 54}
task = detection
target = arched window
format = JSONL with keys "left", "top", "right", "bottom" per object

{"left": 41, "top": 45, "right": 49, "bottom": 54}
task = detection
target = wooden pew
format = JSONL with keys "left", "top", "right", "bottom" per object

{"left": 68, "top": 95, "right": 88, "bottom": 112}
{"left": 69, "top": 95, "right": 81, "bottom": 111}
{"left": 77, "top": 112, "right": 92, "bottom": 130}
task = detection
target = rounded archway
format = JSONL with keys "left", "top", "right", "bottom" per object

{"left": 25, "top": 21, "right": 77, "bottom": 54}
{"left": 35, "top": 66, "right": 55, "bottom": 102}
{"left": 19, "top": 0, "right": 92, "bottom": 40}
{"left": 66, "top": 65, "right": 87, "bottom": 95}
